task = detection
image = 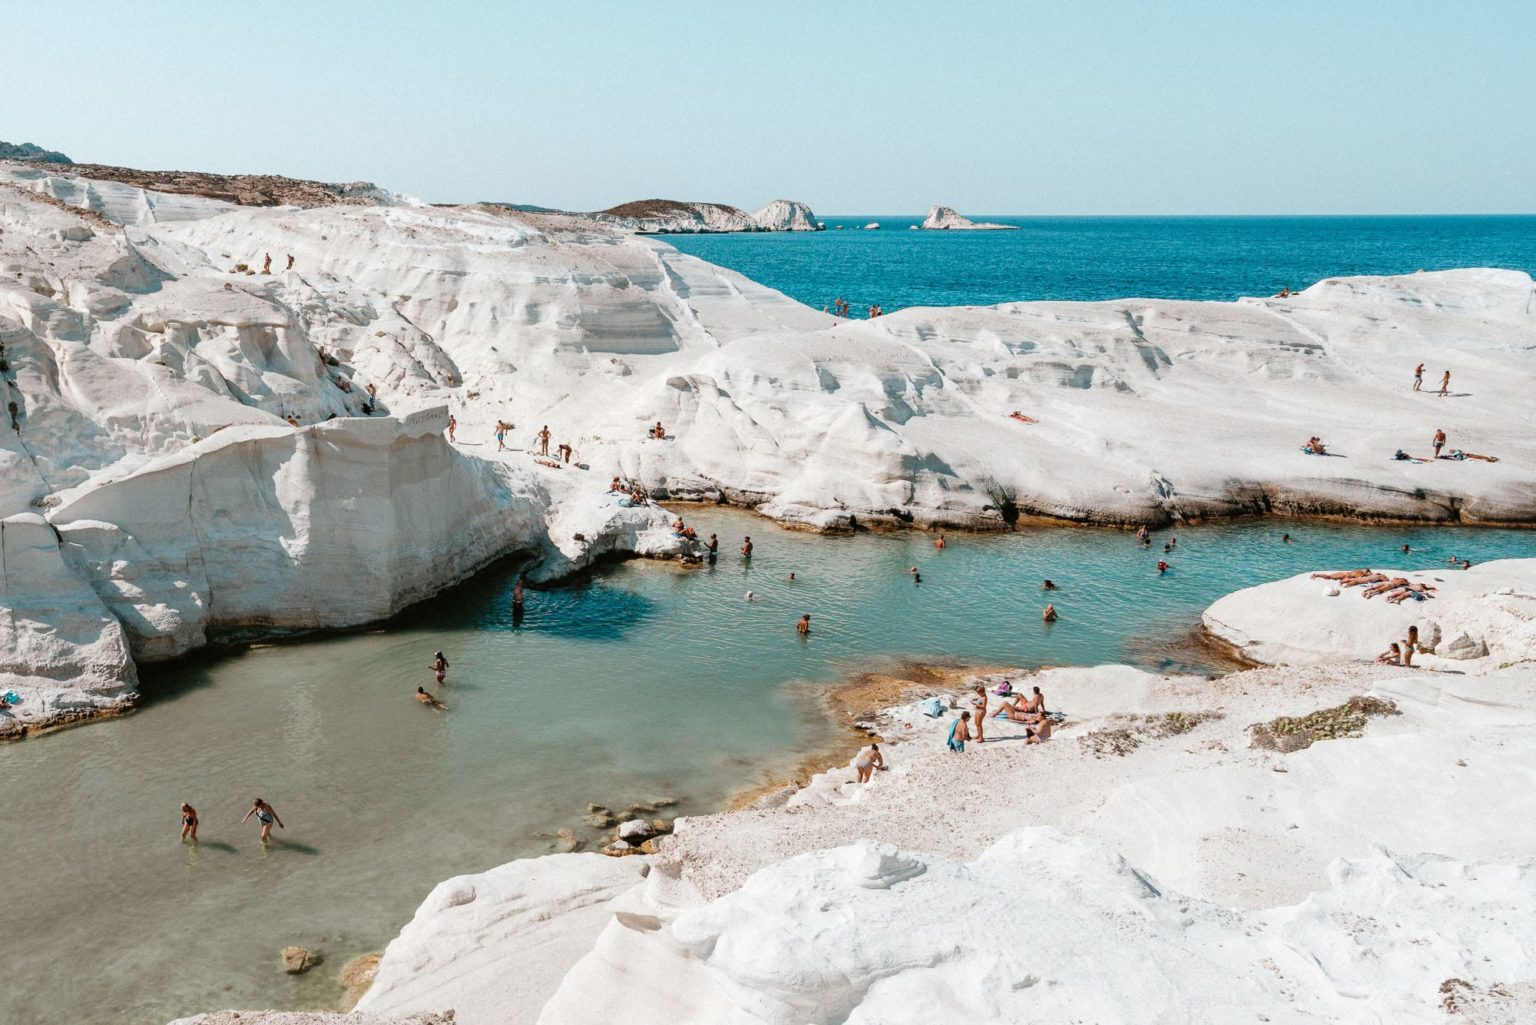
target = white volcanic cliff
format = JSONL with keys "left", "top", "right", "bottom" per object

{"left": 749, "top": 199, "right": 821, "bottom": 231}
{"left": 2, "top": 158, "right": 1535, "bottom": 735}
{"left": 921, "top": 204, "right": 1019, "bottom": 229}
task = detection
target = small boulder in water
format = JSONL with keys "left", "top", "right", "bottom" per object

{"left": 617, "top": 819, "right": 653, "bottom": 842}
{"left": 280, "top": 946, "right": 322, "bottom": 974}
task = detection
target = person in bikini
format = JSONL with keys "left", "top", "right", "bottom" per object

{"left": 970, "top": 685, "right": 988, "bottom": 743}
{"left": 1362, "top": 577, "right": 1410, "bottom": 598}
{"left": 179, "top": 802, "right": 199, "bottom": 843}
{"left": 537, "top": 426, "right": 552, "bottom": 456}
{"left": 242, "top": 798, "right": 284, "bottom": 844}
{"left": 1376, "top": 642, "right": 1403, "bottom": 665}
{"left": 430, "top": 651, "right": 449, "bottom": 684}
{"left": 1311, "top": 568, "right": 1372, "bottom": 581}
{"left": 853, "top": 743, "right": 885, "bottom": 783}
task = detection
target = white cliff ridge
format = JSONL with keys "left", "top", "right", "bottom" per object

{"left": 3, "top": 159, "right": 1536, "bottom": 734}
{"left": 920, "top": 204, "right": 1019, "bottom": 229}
{"left": 748, "top": 199, "right": 821, "bottom": 231}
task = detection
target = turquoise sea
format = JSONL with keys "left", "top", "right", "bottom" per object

{"left": 663, "top": 215, "right": 1536, "bottom": 313}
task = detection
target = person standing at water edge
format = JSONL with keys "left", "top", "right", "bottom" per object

{"left": 430, "top": 650, "right": 449, "bottom": 685}
{"left": 179, "top": 802, "right": 199, "bottom": 843}
{"left": 706, "top": 533, "right": 718, "bottom": 560}
{"left": 242, "top": 798, "right": 283, "bottom": 844}
{"left": 1413, "top": 363, "right": 1425, "bottom": 391}
{"left": 513, "top": 578, "right": 525, "bottom": 611}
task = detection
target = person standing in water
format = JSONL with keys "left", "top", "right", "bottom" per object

{"left": 934, "top": 535, "right": 946, "bottom": 550}
{"left": 1413, "top": 363, "right": 1425, "bottom": 391}
{"left": 513, "top": 578, "right": 525, "bottom": 611}
{"left": 1042, "top": 604, "right": 1057, "bottom": 622}
{"left": 242, "top": 798, "right": 284, "bottom": 844}
{"left": 706, "top": 534, "right": 718, "bottom": 560}
{"left": 797, "top": 613, "right": 811, "bottom": 635}
{"left": 741, "top": 537, "right": 753, "bottom": 559}
{"left": 910, "top": 566, "right": 922, "bottom": 584}
{"left": 1157, "top": 559, "right": 1169, "bottom": 574}
{"left": 430, "top": 651, "right": 449, "bottom": 685}
{"left": 179, "top": 802, "right": 199, "bottom": 843}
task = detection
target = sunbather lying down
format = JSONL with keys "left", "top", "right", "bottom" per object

{"left": 1362, "top": 577, "right": 1410, "bottom": 598}
{"left": 1009, "top": 411, "right": 1039, "bottom": 424}
{"left": 1342, "top": 573, "right": 1391, "bottom": 588}
{"left": 1445, "top": 450, "right": 1500, "bottom": 462}
{"left": 1312, "top": 569, "right": 1372, "bottom": 581}
{"left": 1385, "top": 583, "right": 1436, "bottom": 604}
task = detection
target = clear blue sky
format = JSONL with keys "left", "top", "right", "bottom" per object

{"left": 5, "top": 1, "right": 1532, "bottom": 214}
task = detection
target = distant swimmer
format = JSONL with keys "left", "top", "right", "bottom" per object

{"left": 430, "top": 650, "right": 449, "bottom": 685}
{"left": 1042, "top": 604, "right": 1057, "bottom": 622}
{"left": 1402, "top": 543, "right": 1411, "bottom": 554}
{"left": 1042, "top": 579, "right": 1057, "bottom": 590}
{"left": 1438, "top": 370, "right": 1451, "bottom": 397}
{"left": 742, "top": 537, "right": 753, "bottom": 558}
{"left": 934, "top": 535, "right": 946, "bottom": 549}
{"left": 910, "top": 566, "right": 922, "bottom": 584}
{"left": 1413, "top": 362, "right": 1424, "bottom": 391}
{"left": 745, "top": 591, "right": 756, "bottom": 601}
{"left": 853, "top": 743, "right": 885, "bottom": 783}
{"left": 179, "top": 802, "right": 199, "bottom": 843}
{"left": 1282, "top": 533, "right": 1292, "bottom": 543}
{"left": 242, "top": 798, "right": 284, "bottom": 844}
{"left": 1157, "top": 559, "right": 1169, "bottom": 574}
{"left": 946, "top": 711, "right": 971, "bottom": 753}
{"left": 788, "top": 572, "right": 796, "bottom": 582}
{"left": 1136, "top": 525, "right": 1150, "bottom": 545}
{"left": 416, "top": 686, "right": 447, "bottom": 710}
{"left": 797, "top": 613, "right": 811, "bottom": 635}
{"left": 1164, "top": 542, "right": 1172, "bottom": 553}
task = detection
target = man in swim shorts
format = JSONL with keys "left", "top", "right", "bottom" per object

{"left": 947, "top": 711, "right": 971, "bottom": 752}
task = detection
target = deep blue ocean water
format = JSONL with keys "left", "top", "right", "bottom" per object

{"left": 663, "top": 215, "right": 1536, "bottom": 313}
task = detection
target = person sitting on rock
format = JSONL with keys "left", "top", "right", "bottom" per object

{"left": 1375, "top": 642, "right": 1403, "bottom": 665}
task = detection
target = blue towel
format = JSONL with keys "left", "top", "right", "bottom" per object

{"left": 920, "top": 697, "right": 946, "bottom": 718}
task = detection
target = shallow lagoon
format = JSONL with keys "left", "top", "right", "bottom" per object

{"left": 3, "top": 509, "right": 1531, "bottom": 1024}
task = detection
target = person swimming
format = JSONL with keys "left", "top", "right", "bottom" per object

{"left": 1157, "top": 559, "right": 1169, "bottom": 574}
{"left": 1042, "top": 604, "right": 1057, "bottom": 622}
{"left": 910, "top": 566, "right": 922, "bottom": 584}
{"left": 934, "top": 535, "right": 946, "bottom": 549}
{"left": 1042, "top": 579, "right": 1057, "bottom": 590}
{"left": 797, "top": 613, "right": 811, "bottom": 635}
{"left": 416, "top": 686, "right": 447, "bottom": 709}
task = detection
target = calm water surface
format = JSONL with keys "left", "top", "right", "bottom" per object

{"left": 4, "top": 509, "right": 1532, "bottom": 1024}
{"left": 663, "top": 215, "right": 1536, "bottom": 313}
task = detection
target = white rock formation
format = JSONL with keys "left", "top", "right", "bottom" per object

{"left": 862, "top": 221, "right": 880, "bottom": 229}
{"left": 1202, "top": 557, "right": 1536, "bottom": 669}
{"left": 4, "top": 159, "right": 1536, "bottom": 732}
{"left": 748, "top": 199, "right": 820, "bottom": 231}
{"left": 920, "top": 204, "right": 1018, "bottom": 230}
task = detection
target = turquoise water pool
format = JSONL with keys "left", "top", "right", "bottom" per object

{"left": 2, "top": 509, "right": 1530, "bottom": 1024}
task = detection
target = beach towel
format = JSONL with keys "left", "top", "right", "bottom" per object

{"left": 920, "top": 696, "right": 946, "bottom": 718}
{"left": 1, "top": 690, "right": 19, "bottom": 705}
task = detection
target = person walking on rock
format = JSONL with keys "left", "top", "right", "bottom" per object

{"left": 447, "top": 415, "right": 456, "bottom": 443}
{"left": 495, "top": 421, "right": 508, "bottom": 452}
{"left": 1413, "top": 363, "right": 1424, "bottom": 391}
{"left": 242, "top": 798, "right": 284, "bottom": 844}
{"left": 261, "top": 253, "right": 272, "bottom": 274}
{"left": 1433, "top": 429, "right": 1447, "bottom": 458}
{"left": 1439, "top": 370, "right": 1451, "bottom": 397}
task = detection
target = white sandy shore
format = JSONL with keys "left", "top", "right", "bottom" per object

{"left": 232, "top": 561, "right": 1534, "bottom": 1025}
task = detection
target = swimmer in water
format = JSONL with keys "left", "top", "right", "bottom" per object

{"left": 416, "top": 686, "right": 447, "bottom": 709}
{"left": 1042, "top": 604, "right": 1057, "bottom": 622}
{"left": 241, "top": 798, "right": 284, "bottom": 844}
{"left": 1157, "top": 559, "right": 1169, "bottom": 574}
{"left": 1282, "top": 533, "right": 1292, "bottom": 543}
{"left": 797, "top": 613, "right": 811, "bottom": 635}
{"left": 910, "top": 566, "right": 922, "bottom": 584}
{"left": 1043, "top": 579, "right": 1057, "bottom": 590}
{"left": 179, "top": 802, "right": 199, "bottom": 843}
{"left": 745, "top": 591, "right": 756, "bottom": 601}
{"left": 741, "top": 537, "right": 753, "bottom": 558}
{"left": 934, "top": 535, "right": 946, "bottom": 550}
{"left": 788, "top": 572, "right": 796, "bottom": 582}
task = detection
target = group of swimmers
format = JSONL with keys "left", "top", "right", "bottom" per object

{"left": 176, "top": 797, "right": 284, "bottom": 845}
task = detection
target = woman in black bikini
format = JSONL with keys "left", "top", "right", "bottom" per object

{"left": 179, "top": 802, "right": 199, "bottom": 843}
